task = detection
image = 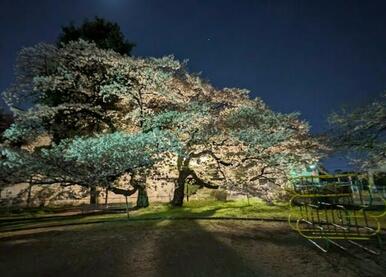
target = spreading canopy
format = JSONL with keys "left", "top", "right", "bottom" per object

{"left": 1, "top": 129, "right": 181, "bottom": 189}
{"left": 2, "top": 40, "right": 322, "bottom": 203}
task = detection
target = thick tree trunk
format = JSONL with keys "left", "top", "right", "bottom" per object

{"left": 89, "top": 185, "right": 98, "bottom": 206}
{"left": 171, "top": 169, "right": 189, "bottom": 207}
{"left": 136, "top": 185, "right": 149, "bottom": 208}
{"left": 172, "top": 182, "right": 185, "bottom": 207}
{"left": 172, "top": 167, "right": 220, "bottom": 207}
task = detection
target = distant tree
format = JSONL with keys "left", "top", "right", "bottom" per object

{"left": 328, "top": 94, "right": 386, "bottom": 169}
{"left": 57, "top": 17, "right": 135, "bottom": 55}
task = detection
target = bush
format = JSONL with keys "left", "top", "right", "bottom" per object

{"left": 210, "top": 189, "right": 228, "bottom": 201}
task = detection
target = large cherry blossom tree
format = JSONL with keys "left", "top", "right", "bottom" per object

{"left": 2, "top": 40, "right": 322, "bottom": 207}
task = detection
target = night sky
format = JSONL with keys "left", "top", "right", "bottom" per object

{"left": 1, "top": 0, "right": 386, "bottom": 169}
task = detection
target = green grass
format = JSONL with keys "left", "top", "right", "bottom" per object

{"left": 130, "top": 199, "right": 290, "bottom": 220}
{"left": 0, "top": 199, "right": 290, "bottom": 233}
{"left": 1, "top": 199, "right": 385, "bottom": 233}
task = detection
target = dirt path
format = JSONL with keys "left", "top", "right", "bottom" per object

{"left": 0, "top": 220, "right": 385, "bottom": 277}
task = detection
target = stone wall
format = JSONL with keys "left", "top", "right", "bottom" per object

{"left": 0, "top": 179, "right": 178, "bottom": 208}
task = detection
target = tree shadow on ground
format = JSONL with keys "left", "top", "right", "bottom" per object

{"left": 1, "top": 208, "right": 386, "bottom": 277}
{"left": 0, "top": 205, "right": 227, "bottom": 232}
{"left": 153, "top": 219, "right": 261, "bottom": 276}
{"left": 0, "top": 220, "right": 161, "bottom": 277}
{"left": 0, "top": 209, "right": 261, "bottom": 276}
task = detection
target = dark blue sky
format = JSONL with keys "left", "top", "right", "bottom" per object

{"left": 1, "top": 0, "right": 386, "bottom": 169}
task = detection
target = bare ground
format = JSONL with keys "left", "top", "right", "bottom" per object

{"left": 0, "top": 219, "right": 385, "bottom": 277}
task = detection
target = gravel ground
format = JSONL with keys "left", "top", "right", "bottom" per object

{"left": 0, "top": 219, "right": 385, "bottom": 277}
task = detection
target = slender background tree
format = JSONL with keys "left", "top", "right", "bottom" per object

{"left": 328, "top": 93, "right": 386, "bottom": 170}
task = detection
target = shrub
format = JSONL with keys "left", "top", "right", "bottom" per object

{"left": 210, "top": 189, "right": 228, "bottom": 201}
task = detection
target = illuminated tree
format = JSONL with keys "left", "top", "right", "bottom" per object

{"left": 2, "top": 40, "right": 182, "bottom": 205}
{"left": 143, "top": 85, "right": 321, "bottom": 206}
{"left": 3, "top": 40, "right": 181, "bottom": 142}
{"left": 0, "top": 130, "right": 181, "bottom": 203}
{"left": 2, "top": 40, "right": 321, "bottom": 207}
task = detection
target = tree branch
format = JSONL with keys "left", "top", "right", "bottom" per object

{"left": 109, "top": 185, "right": 138, "bottom": 196}
{"left": 188, "top": 169, "right": 219, "bottom": 189}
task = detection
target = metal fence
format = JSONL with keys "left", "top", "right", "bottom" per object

{"left": 288, "top": 174, "right": 386, "bottom": 254}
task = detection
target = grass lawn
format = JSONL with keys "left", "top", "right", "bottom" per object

{"left": 0, "top": 198, "right": 385, "bottom": 233}
{"left": 130, "top": 199, "right": 290, "bottom": 219}
{"left": 0, "top": 199, "right": 290, "bottom": 233}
